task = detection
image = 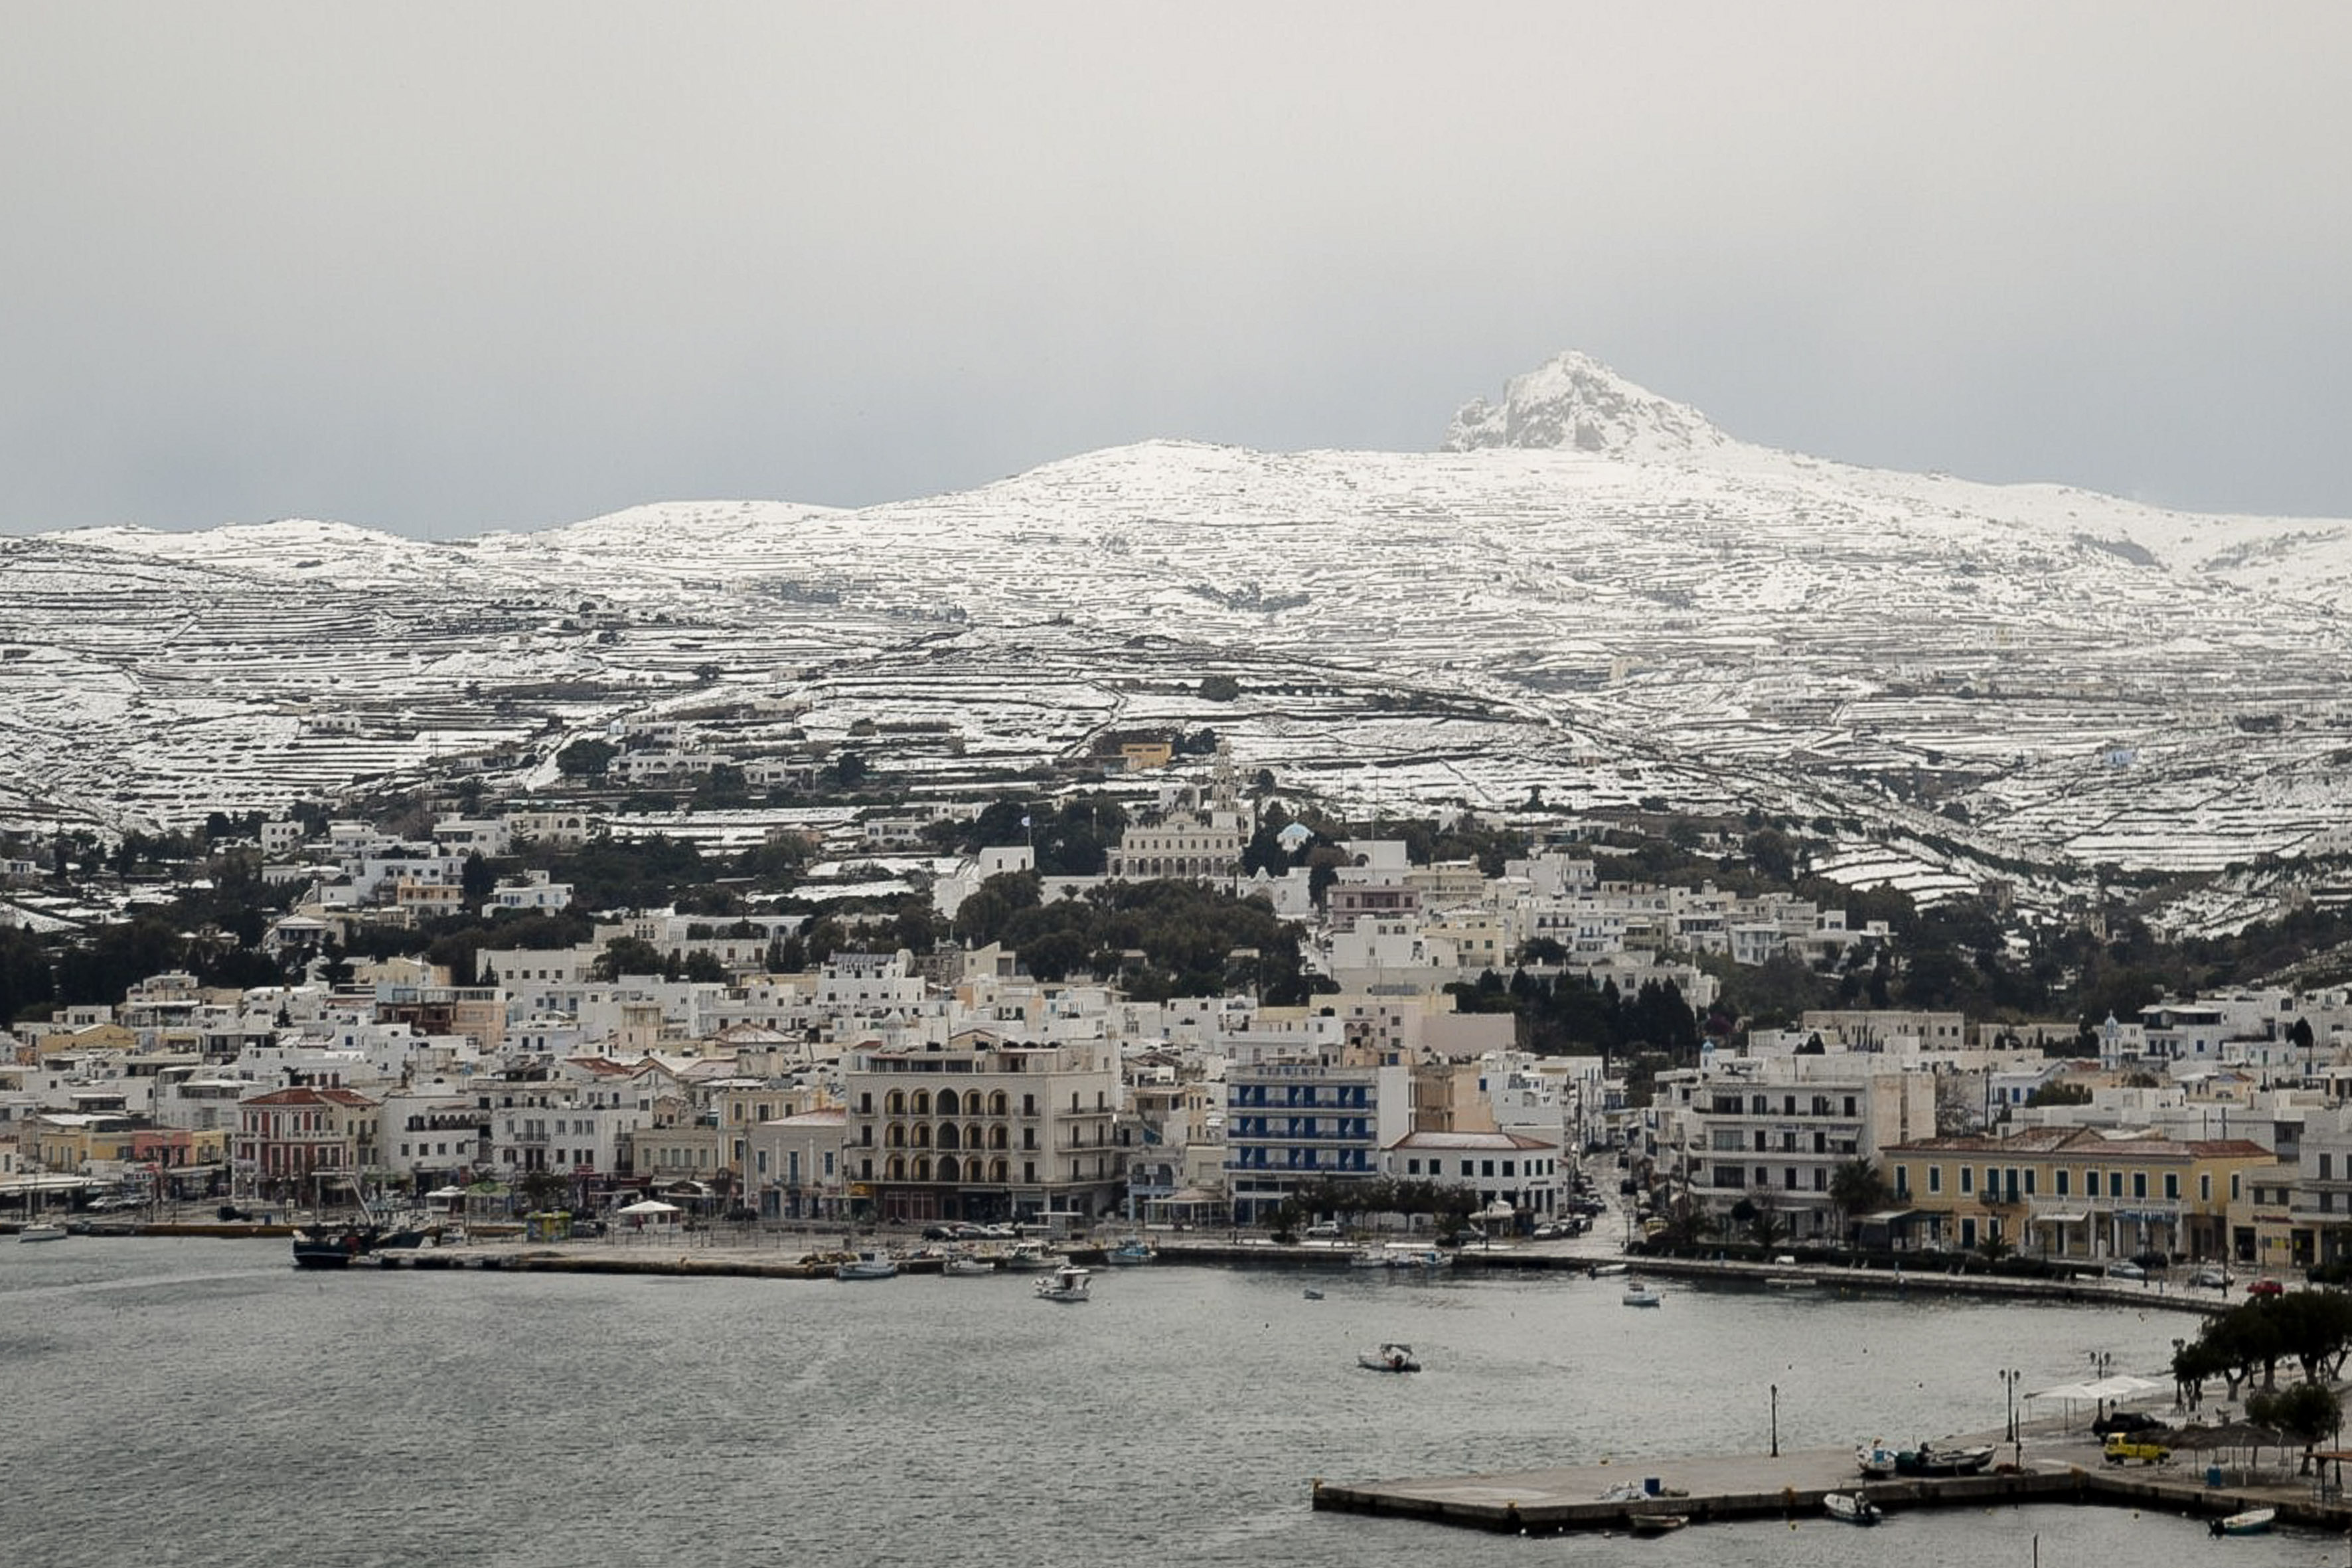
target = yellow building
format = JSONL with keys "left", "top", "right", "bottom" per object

{"left": 1882, "top": 1127, "right": 2270, "bottom": 1264}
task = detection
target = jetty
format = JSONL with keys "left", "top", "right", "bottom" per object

{"left": 1312, "top": 1421, "right": 2352, "bottom": 1537}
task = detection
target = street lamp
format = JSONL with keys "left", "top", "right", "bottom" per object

{"left": 2001, "top": 1368, "right": 2023, "bottom": 1452}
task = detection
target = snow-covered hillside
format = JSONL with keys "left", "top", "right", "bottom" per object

{"left": 8, "top": 353, "right": 2350, "bottom": 902}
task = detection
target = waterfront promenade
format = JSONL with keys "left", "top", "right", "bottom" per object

{"left": 1, "top": 1214, "right": 2252, "bottom": 1316}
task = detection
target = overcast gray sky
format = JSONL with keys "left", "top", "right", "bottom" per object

{"left": 3, "top": 3, "right": 2347, "bottom": 537}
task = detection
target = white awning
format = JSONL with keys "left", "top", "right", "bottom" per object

{"left": 2035, "top": 1211, "right": 2089, "bottom": 1223}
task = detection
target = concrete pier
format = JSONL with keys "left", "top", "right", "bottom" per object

{"left": 1312, "top": 1424, "right": 2352, "bottom": 1536}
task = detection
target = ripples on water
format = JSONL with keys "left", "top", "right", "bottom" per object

{"left": 5, "top": 1241, "right": 2337, "bottom": 1567}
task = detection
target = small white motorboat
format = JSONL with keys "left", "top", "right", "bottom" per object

{"left": 1622, "top": 1281, "right": 1662, "bottom": 1307}
{"left": 1625, "top": 1513, "right": 1686, "bottom": 1534}
{"left": 834, "top": 1251, "right": 899, "bottom": 1281}
{"left": 1034, "top": 1263, "right": 1092, "bottom": 1302}
{"left": 18, "top": 1221, "right": 68, "bottom": 1243}
{"left": 1824, "top": 1491, "right": 1883, "bottom": 1526}
{"left": 941, "top": 1251, "right": 994, "bottom": 1277}
{"left": 2211, "top": 1506, "right": 2275, "bottom": 1536}
{"left": 1358, "top": 1342, "right": 1420, "bottom": 1373}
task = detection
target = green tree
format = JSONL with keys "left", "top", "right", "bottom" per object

{"left": 593, "top": 936, "right": 667, "bottom": 981}
{"left": 556, "top": 737, "right": 617, "bottom": 777}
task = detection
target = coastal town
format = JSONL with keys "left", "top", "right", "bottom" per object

{"left": 8, "top": 735, "right": 2352, "bottom": 1295}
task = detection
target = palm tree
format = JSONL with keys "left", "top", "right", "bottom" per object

{"left": 1830, "top": 1158, "right": 1888, "bottom": 1245}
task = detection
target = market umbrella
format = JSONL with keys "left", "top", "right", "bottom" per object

{"left": 615, "top": 1199, "right": 680, "bottom": 1217}
{"left": 2025, "top": 1381, "right": 2102, "bottom": 1433}
{"left": 2169, "top": 1421, "right": 2290, "bottom": 1469}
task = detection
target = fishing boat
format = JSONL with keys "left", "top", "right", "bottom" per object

{"left": 1301, "top": 1287, "right": 1324, "bottom": 1300}
{"left": 18, "top": 1220, "right": 68, "bottom": 1243}
{"left": 1034, "top": 1263, "right": 1092, "bottom": 1302}
{"left": 1625, "top": 1513, "right": 1686, "bottom": 1534}
{"left": 1824, "top": 1492, "right": 1883, "bottom": 1526}
{"left": 1893, "top": 1441, "right": 1995, "bottom": 1476}
{"left": 997, "top": 1239, "right": 1056, "bottom": 1271}
{"left": 1357, "top": 1342, "right": 1419, "bottom": 1373}
{"left": 1589, "top": 1261, "right": 1629, "bottom": 1277}
{"left": 2211, "top": 1507, "right": 2276, "bottom": 1536}
{"left": 1103, "top": 1237, "right": 1155, "bottom": 1265}
{"left": 1855, "top": 1442, "right": 1903, "bottom": 1480}
{"left": 1379, "top": 1243, "right": 1450, "bottom": 1271}
{"left": 941, "top": 1251, "right": 994, "bottom": 1277}
{"left": 834, "top": 1251, "right": 900, "bottom": 1281}
{"left": 1622, "top": 1281, "right": 1662, "bottom": 1307}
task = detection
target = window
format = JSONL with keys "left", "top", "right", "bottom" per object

{"left": 2108, "top": 1172, "right": 2124, "bottom": 1198}
{"left": 2165, "top": 1173, "right": 2179, "bottom": 1200}
{"left": 2200, "top": 1173, "right": 2211, "bottom": 1202}
{"left": 1959, "top": 1166, "right": 1972, "bottom": 1194}
{"left": 1894, "top": 1164, "right": 1911, "bottom": 1196}
{"left": 1926, "top": 1166, "right": 1940, "bottom": 1194}
{"left": 2132, "top": 1172, "right": 2147, "bottom": 1199}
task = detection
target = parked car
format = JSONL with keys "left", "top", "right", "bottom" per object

{"left": 2102, "top": 1433, "right": 2171, "bottom": 1466}
{"left": 1304, "top": 1221, "right": 1344, "bottom": 1239}
{"left": 2093, "top": 1410, "right": 2169, "bottom": 1439}
{"left": 2105, "top": 1260, "right": 2146, "bottom": 1281}
{"left": 2189, "top": 1264, "right": 2233, "bottom": 1289}
{"left": 921, "top": 1224, "right": 958, "bottom": 1242}
{"left": 2246, "top": 1278, "right": 2284, "bottom": 1298}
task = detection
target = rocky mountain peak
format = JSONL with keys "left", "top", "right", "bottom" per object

{"left": 1441, "top": 350, "right": 1727, "bottom": 457}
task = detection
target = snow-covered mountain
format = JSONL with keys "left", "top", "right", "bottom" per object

{"left": 1443, "top": 351, "right": 1730, "bottom": 458}
{"left": 8, "top": 353, "right": 2352, "bottom": 915}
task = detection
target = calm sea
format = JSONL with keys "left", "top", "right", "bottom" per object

{"left": 3, "top": 1239, "right": 2338, "bottom": 1567}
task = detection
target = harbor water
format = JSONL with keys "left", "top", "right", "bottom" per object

{"left": 4, "top": 1238, "right": 2337, "bottom": 1567}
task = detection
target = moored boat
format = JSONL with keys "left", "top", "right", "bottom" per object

{"left": 1626, "top": 1513, "right": 1686, "bottom": 1534}
{"left": 1103, "top": 1237, "right": 1155, "bottom": 1265}
{"left": 1380, "top": 1244, "right": 1450, "bottom": 1270}
{"left": 1824, "top": 1491, "right": 1883, "bottom": 1526}
{"left": 292, "top": 1224, "right": 380, "bottom": 1269}
{"left": 997, "top": 1239, "right": 1056, "bottom": 1271}
{"left": 1622, "top": 1281, "right": 1662, "bottom": 1307}
{"left": 834, "top": 1251, "right": 900, "bottom": 1281}
{"left": 2211, "top": 1507, "right": 2275, "bottom": 1536}
{"left": 1855, "top": 1442, "right": 1903, "bottom": 1480}
{"left": 18, "top": 1221, "right": 68, "bottom": 1243}
{"left": 1893, "top": 1441, "right": 1994, "bottom": 1476}
{"left": 1357, "top": 1342, "right": 1419, "bottom": 1373}
{"left": 941, "top": 1251, "right": 994, "bottom": 1277}
{"left": 1034, "top": 1263, "right": 1092, "bottom": 1302}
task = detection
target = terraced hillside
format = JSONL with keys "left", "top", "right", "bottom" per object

{"left": 7, "top": 355, "right": 2350, "bottom": 905}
